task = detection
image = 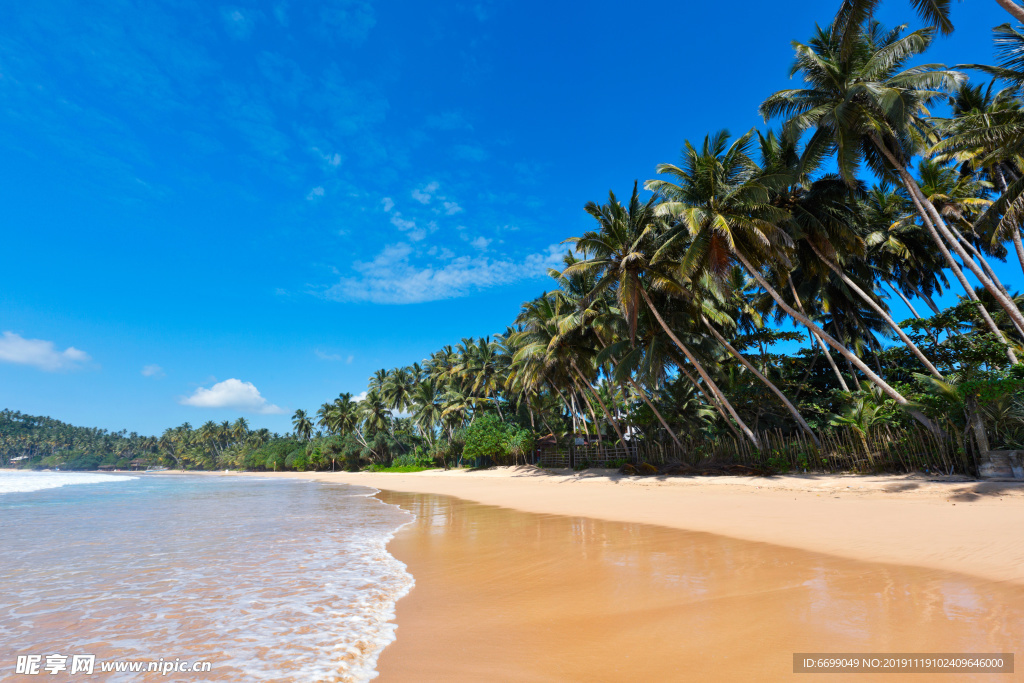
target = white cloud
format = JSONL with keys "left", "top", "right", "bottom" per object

{"left": 442, "top": 201, "right": 462, "bottom": 215}
{"left": 381, "top": 197, "right": 395, "bottom": 212}
{"left": 180, "top": 378, "right": 285, "bottom": 414}
{"left": 411, "top": 181, "right": 440, "bottom": 204}
{"left": 323, "top": 243, "right": 564, "bottom": 304}
{"left": 315, "top": 349, "right": 343, "bottom": 361}
{"left": 353, "top": 390, "right": 368, "bottom": 401}
{"left": 306, "top": 186, "right": 325, "bottom": 200}
{"left": 389, "top": 212, "right": 426, "bottom": 241}
{"left": 470, "top": 236, "right": 491, "bottom": 250}
{"left": 0, "top": 331, "right": 91, "bottom": 372}
{"left": 346, "top": 355, "right": 354, "bottom": 364}
{"left": 389, "top": 213, "right": 416, "bottom": 230}
{"left": 141, "top": 364, "right": 165, "bottom": 378}
{"left": 313, "top": 147, "right": 342, "bottom": 167}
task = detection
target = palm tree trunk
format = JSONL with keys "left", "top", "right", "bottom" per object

{"left": 874, "top": 137, "right": 1024, "bottom": 352}
{"left": 995, "top": 0, "right": 1024, "bottom": 23}
{"left": 592, "top": 333, "right": 686, "bottom": 451}
{"left": 951, "top": 233, "right": 1024, "bottom": 339}
{"left": 1010, "top": 225, "right": 1024, "bottom": 281}
{"left": 913, "top": 286, "right": 943, "bottom": 315}
{"left": 570, "top": 376, "right": 603, "bottom": 455}
{"left": 570, "top": 361, "right": 627, "bottom": 446}
{"left": 701, "top": 317, "right": 821, "bottom": 447}
{"left": 638, "top": 287, "right": 761, "bottom": 448}
{"left": 994, "top": 165, "right": 1024, "bottom": 280}
{"left": 885, "top": 280, "right": 923, "bottom": 319}
{"left": 901, "top": 169, "right": 1018, "bottom": 361}
{"left": 550, "top": 384, "right": 578, "bottom": 435}
{"left": 732, "top": 250, "right": 943, "bottom": 435}
{"left": 806, "top": 241, "right": 942, "bottom": 377}
{"left": 857, "top": 429, "right": 874, "bottom": 462}
{"left": 672, "top": 356, "right": 745, "bottom": 442}
{"left": 627, "top": 376, "right": 684, "bottom": 450}
{"left": 788, "top": 276, "right": 850, "bottom": 391}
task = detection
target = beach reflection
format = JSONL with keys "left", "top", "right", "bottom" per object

{"left": 377, "top": 491, "right": 1023, "bottom": 682}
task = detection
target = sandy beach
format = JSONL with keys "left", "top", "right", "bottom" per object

{"left": 228, "top": 467, "right": 1024, "bottom": 585}
{"left": 181, "top": 468, "right": 1024, "bottom": 681}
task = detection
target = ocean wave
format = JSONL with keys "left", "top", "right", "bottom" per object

{"left": 0, "top": 471, "right": 137, "bottom": 495}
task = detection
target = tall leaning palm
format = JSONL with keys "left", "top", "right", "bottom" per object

{"left": 760, "top": 18, "right": 1024, "bottom": 356}
{"left": 646, "top": 130, "right": 941, "bottom": 434}
{"left": 564, "top": 181, "right": 765, "bottom": 447}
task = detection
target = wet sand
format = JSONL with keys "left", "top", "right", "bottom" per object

{"left": 373, "top": 491, "right": 1023, "bottom": 682}
{"left": 228, "top": 467, "right": 1024, "bottom": 585}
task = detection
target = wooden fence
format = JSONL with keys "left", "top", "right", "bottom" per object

{"left": 535, "top": 423, "right": 974, "bottom": 475}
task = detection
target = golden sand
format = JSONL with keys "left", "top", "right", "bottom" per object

{"left": 373, "top": 491, "right": 1023, "bottom": 682}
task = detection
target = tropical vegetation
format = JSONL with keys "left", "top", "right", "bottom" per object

{"left": 5, "top": 0, "right": 1024, "bottom": 476}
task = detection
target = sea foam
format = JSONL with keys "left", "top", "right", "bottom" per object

{"left": 0, "top": 470, "right": 137, "bottom": 495}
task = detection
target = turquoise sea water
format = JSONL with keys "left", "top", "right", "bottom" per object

{"left": 0, "top": 472, "right": 412, "bottom": 682}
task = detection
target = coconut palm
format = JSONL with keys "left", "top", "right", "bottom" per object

{"left": 291, "top": 409, "right": 313, "bottom": 442}
{"left": 646, "top": 129, "right": 942, "bottom": 433}
{"left": 760, "top": 16, "right": 1024, "bottom": 352}
{"left": 563, "top": 181, "right": 767, "bottom": 446}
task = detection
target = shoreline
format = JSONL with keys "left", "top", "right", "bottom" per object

{"left": 177, "top": 467, "right": 1024, "bottom": 586}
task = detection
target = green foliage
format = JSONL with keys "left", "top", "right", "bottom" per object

{"left": 460, "top": 414, "right": 534, "bottom": 466}
{"left": 284, "top": 448, "right": 308, "bottom": 472}
{"left": 462, "top": 414, "right": 507, "bottom": 465}
{"left": 366, "top": 463, "right": 431, "bottom": 472}
{"left": 391, "top": 452, "right": 435, "bottom": 468}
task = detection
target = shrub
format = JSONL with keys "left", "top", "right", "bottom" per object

{"left": 284, "top": 447, "right": 308, "bottom": 472}
{"left": 392, "top": 452, "right": 434, "bottom": 468}
{"left": 637, "top": 462, "right": 658, "bottom": 475}
{"left": 366, "top": 463, "right": 429, "bottom": 473}
{"left": 462, "top": 414, "right": 508, "bottom": 466}
{"left": 619, "top": 463, "right": 637, "bottom": 475}
{"left": 504, "top": 428, "right": 536, "bottom": 464}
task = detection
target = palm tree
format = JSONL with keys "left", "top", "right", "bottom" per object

{"left": 411, "top": 379, "right": 443, "bottom": 445}
{"left": 646, "top": 129, "right": 941, "bottom": 434}
{"left": 291, "top": 409, "right": 313, "bottom": 442}
{"left": 932, "top": 79, "right": 1024, "bottom": 279}
{"left": 231, "top": 417, "right": 249, "bottom": 443}
{"left": 383, "top": 367, "right": 415, "bottom": 413}
{"left": 564, "top": 182, "right": 766, "bottom": 446}
{"left": 760, "top": 17, "right": 1024, "bottom": 355}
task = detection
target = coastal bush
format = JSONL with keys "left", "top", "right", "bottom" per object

{"left": 366, "top": 463, "right": 430, "bottom": 473}
{"left": 637, "top": 462, "right": 658, "bottom": 475}
{"left": 285, "top": 449, "right": 308, "bottom": 472}
{"left": 462, "top": 414, "right": 536, "bottom": 467}
{"left": 392, "top": 453, "right": 434, "bottom": 468}
{"left": 462, "top": 414, "right": 507, "bottom": 466}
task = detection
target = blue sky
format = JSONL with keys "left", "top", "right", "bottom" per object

{"left": 0, "top": 0, "right": 1018, "bottom": 435}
